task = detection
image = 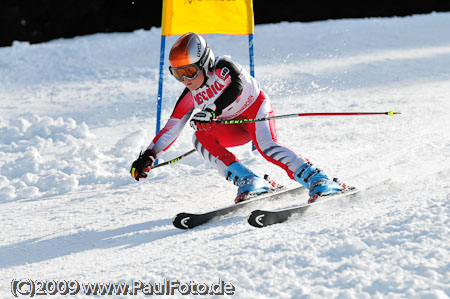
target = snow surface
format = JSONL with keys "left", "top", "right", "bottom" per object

{"left": 1, "top": 12, "right": 450, "bottom": 298}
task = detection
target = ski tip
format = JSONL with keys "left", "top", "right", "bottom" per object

{"left": 247, "top": 210, "right": 267, "bottom": 228}
{"left": 172, "top": 213, "right": 192, "bottom": 230}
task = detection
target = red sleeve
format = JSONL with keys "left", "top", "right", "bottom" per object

{"left": 149, "top": 89, "right": 194, "bottom": 156}
{"left": 171, "top": 88, "right": 195, "bottom": 119}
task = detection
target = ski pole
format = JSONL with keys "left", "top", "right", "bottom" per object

{"left": 214, "top": 110, "right": 401, "bottom": 124}
{"left": 153, "top": 110, "right": 400, "bottom": 168}
{"left": 153, "top": 149, "right": 196, "bottom": 169}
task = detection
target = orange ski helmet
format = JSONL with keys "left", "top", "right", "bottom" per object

{"left": 169, "top": 32, "right": 215, "bottom": 81}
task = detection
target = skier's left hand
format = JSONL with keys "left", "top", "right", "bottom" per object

{"left": 130, "top": 149, "right": 156, "bottom": 181}
{"left": 190, "top": 108, "right": 216, "bottom": 131}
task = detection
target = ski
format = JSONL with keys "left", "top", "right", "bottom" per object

{"left": 247, "top": 187, "right": 360, "bottom": 228}
{"left": 172, "top": 185, "right": 306, "bottom": 229}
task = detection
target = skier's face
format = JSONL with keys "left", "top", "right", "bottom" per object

{"left": 181, "top": 70, "right": 205, "bottom": 91}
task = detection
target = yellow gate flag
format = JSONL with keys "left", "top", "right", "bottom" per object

{"left": 162, "top": 0, "right": 254, "bottom": 36}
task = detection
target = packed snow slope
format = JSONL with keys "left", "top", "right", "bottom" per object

{"left": 1, "top": 12, "right": 450, "bottom": 298}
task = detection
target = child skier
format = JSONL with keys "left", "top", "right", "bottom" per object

{"left": 130, "top": 32, "right": 345, "bottom": 203}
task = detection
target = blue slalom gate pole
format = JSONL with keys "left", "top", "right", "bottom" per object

{"left": 248, "top": 33, "right": 255, "bottom": 77}
{"left": 154, "top": 35, "right": 166, "bottom": 165}
{"left": 156, "top": 35, "right": 166, "bottom": 136}
{"left": 249, "top": 34, "right": 257, "bottom": 151}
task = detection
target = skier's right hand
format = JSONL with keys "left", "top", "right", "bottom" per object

{"left": 130, "top": 149, "right": 156, "bottom": 181}
{"left": 190, "top": 108, "right": 216, "bottom": 131}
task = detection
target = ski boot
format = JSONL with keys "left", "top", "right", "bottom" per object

{"left": 225, "top": 161, "right": 276, "bottom": 203}
{"left": 294, "top": 162, "right": 346, "bottom": 203}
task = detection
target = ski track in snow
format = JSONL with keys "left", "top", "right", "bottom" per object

{"left": 1, "top": 13, "right": 450, "bottom": 298}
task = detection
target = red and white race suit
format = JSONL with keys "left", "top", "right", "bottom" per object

{"left": 148, "top": 56, "right": 307, "bottom": 179}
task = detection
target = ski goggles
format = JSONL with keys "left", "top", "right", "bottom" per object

{"left": 169, "top": 63, "right": 201, "bottom": 82}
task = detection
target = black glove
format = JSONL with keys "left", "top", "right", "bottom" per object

{"left": 190, "top": 108, "right": 216, "bottom": 131}
{"left": 130, "top": 149, "right": 156, "bottom": 181}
